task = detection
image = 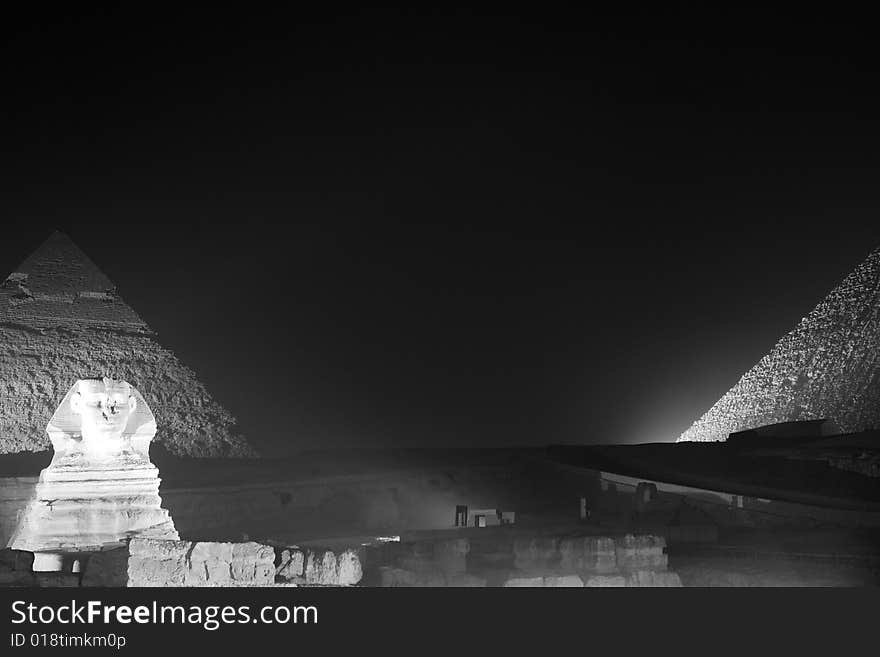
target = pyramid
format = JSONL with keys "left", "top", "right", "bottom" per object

{"left": 0, "top": 231, "right": 257, "bottom": 457}
{"left": 678, "top": 247, "right": 880, "bottom": 442}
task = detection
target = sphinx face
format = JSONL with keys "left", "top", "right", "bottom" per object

{"left": 70, "top": 379, "right": 137, "bottom": 455}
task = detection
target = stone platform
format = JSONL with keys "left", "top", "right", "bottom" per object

{"left": 1, "top": 530, "right": 680, "bottom": 587}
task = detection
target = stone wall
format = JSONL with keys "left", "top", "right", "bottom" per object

{"left": 275, "top": 546, "right": 363, "bottom": 586}
{"left": 678, "top": 246, "right": 880, "bottom": 443}
{"left": 507, "top": 533, "right": 678, "bottom": 586}
{"left": 1, "top": 540, "right": 365, "bottom": 588}
{"left": 367, "top": 532, "right": 681, "bottom": 587}
{"left": 3, "top": 534, "right": 675, "bottom": 587}
{"left": 111, "top": 539, "right": 276, "bottom": 587}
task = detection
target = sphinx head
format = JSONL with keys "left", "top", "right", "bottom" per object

{"left": 46, "top": 378, "right": 156, "bottom": 463}
{"left": 69, "top": 378, "right": 137, "bottom": 455}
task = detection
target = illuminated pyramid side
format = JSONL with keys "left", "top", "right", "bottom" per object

{"left": 678, "top": 247, "right": 880, "bottom": 442}
{"left": 0, "top": 231, "right": 257, "bottom": 457}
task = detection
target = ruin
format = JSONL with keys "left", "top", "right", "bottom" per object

{"left": 679, "top": 246, "right": 880, "bottom": 442}
{"left": 0, "top": 231, "right": 255, "bottom": 457}
{"left": 7, "top": 379, "right": 178, "bottom": 570}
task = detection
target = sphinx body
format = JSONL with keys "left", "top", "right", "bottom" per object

{"left": 8, "top": 378, "right": 178, "bottom": 571}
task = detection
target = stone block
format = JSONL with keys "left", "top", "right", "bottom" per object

{"left": 627, "top": 570, "right": 682, "bottom": 587}
{"left": 380, "top": 567, "right": 418, "bottom": 587}
{"left": 184, "top": 561, "right": 209, "bottom": 586}
{"left": 544, "top": 575, "right": 584, "bottom": 587}
{"left": 254, "top": 561, "right": 275, "bottom": 584}
{"left": 276, "top": 548, "right": 305, "bottom": 580}
{"left": 410, "top": 541, "right": 434, "bottom": 558}
{"left": 205, "top": 558, "right": 232, "bottom": 583}
{"left": 558, "top": 538, "right": 581, "bottom": 568}
{"left": 584, "top": 575, "right": 628, "bottom": 587}
{"left": 503, "top": 576, "right": 545, "bottom": 587}
{"left": 190, "top": 541, "right": 234, "bottom": 563}
{"left": 656, "top": 572, "right": 683, "bottom": 587}
{"left": 125, "top": 539, "right": 276, "bottom": 587}
{"left": 559, "top": 536, "right": 618, "bottom": 574}
{"left": 230, "top": 560, "right": 256, "bottom": 582}
{"left": 614, "top": 534, "right": 667, "bottom": 572}
{"left": 398, "top": 556, "right": 437, "bottom": 573}
{"left": 128, "top": 538, "right": 190, "bottom": 560}
{"left": 445, "top": 573, "right": 487, "bottom": 587}
{"left": 305, "top": 550, "right": 338, "bottom": 585}
{"left": 513, "top": 538, "right": 558, "bottom": 570}
{"left": 336, "top": 549, "right": 363, "bottom": 586}
{"left": 128, "top": 555, "right": 186, "bottom": 587}
{"left": 232, "top": 542, "right": 274, "bottom": 562}
{"left": 433, "top": 538, "right": 469, "bottom": 574}
{"left": 230, "top": 556, "right": 274, "bottom": 586}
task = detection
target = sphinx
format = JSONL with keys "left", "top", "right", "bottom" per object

{"left": 8, "top": 378, "right": 179, "bottom": 571}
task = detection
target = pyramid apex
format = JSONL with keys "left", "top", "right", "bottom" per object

{"left": 10, "top": 230, "right": 115, "bottom": 292}
{"left": 49, "top": 228, "right": 72, "bottom": 241}
{"left": 0, "top": 230, "right": 255, "bottom": 457}
{"left": 1, "top": 230, "right": 149, "bottom": 330}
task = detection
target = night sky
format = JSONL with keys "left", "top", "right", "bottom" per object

{"left": 2, "top": 7, "right": 880, "bottom": 456}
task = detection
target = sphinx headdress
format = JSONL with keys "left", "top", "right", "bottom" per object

{"left": 46, "top": 378, "right": 156, "bottom": 460}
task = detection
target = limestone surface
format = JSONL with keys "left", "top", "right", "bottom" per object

{"left": 336, "top": 549, "right": 364, "bottom": 586}
{"left": 274, "top": 546, "right": 364, "bottom": 586}
{"left": 513, "top": 537, "right": 559, "bottom": 570}
{"left": 276, "top": 548, "right": 305, "bottom": 580}
{"left": 679, "top": 247, "right": 880, "bottom": 442}
{"left": 559, "top": 536, "right": 618, "bottom": 574}
{"left": 626, "top": 570, "right": 682, "bottom": 587}
{"left": 305, "top": 550, "right": 339, "bottom": 585}
{"left": 503, "top": 576, "right": 546, "bottom": 587}
{"left": 127, "top": 538, "right": 276, "bottom": 587}
{"left": 584, "top": 575, "right": 628, "bottom": 587}
{"left": 432, "top": 538, "right": 469, "bottom": 574}
{"left": 543, "top": 574, "right": 585, "bottom": 587}
{"left": 614, "top": 534, "right": 668, "bottom": 572}
{"left": 0, "top": 231, "right": 255, "bottom": 457}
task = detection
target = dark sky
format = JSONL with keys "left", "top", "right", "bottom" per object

{"left": 2, "top": 7, "right": 880, "bottom": 456}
